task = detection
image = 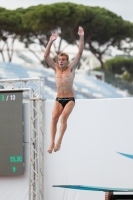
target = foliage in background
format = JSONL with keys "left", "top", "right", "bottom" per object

{"left": 94, "top": 57, "right": 133, "bottom": 94}
{"left": 104, "top": 57, "right": 133, "bottom": 82}
{"left": 0, "top": 9, "right": 23, "bottom": 61}
{"left": 0, "top": 3, "right": 133, "bottom": 69}
{"left": 65, "top": 6, "right": 133, "bottom": 70}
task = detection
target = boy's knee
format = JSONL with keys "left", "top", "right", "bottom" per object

{"left": 61, "top": 114, "right": 67, "bottom": 123}
{"left": 52, "top": 114, "right": 59, "bottom": 123}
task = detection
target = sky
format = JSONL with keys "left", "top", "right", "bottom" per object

{"left": 0, "top": 0, "right": 133, "bottom": 22}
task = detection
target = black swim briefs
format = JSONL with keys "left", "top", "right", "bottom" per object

{"left": 56, "top": 97, "right": 75, "bottom": 108}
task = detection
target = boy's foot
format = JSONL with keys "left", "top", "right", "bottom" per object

{"left": 47, "top": 143, "right": 55, "bottom": 153}
{"left": 54, "top": 141, "right": 61, "bottom": 152}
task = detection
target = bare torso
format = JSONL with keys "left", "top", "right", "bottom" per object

{"left": 55, "top": 65, "right": 75, "bottom": 98}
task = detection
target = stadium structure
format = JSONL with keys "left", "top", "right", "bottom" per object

{"left": 0, "top": 62, "right": 130, "bottom": 99}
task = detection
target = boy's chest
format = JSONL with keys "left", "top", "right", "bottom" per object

{"left": 55, "top": 69, "right": 73, "bottom": 80}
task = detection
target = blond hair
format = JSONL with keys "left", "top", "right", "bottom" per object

{"left": 57, "top": 53, "right": 69, "bottom": 61}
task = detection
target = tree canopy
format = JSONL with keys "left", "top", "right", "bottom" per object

{"left": 0, "top": 2, "right": 133, "bottom": 69}
{"left": 63, "top": 6, "right": 133, "bottom": 70}
{"left": 0, "top": 8, "right": 23, "bottom": 61}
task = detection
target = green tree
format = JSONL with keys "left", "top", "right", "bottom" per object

{"left": 1, "top": 3, "right": 133, "bottom": 69}
{"left": 20, "top": 3, "right": 81, "bottom": 65}
{"left": 87, "top": 7, "right": 133, "bottom": 70}
{"left": 64, "top": 6, "right": 133, "bottom": 71}
{"left": 0, "top": 8, "right": 23, "bottom": 61}
{"left": 105, "top": 57, "right": 133, "bottom": 81}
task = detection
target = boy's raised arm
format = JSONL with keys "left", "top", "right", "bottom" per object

{"left": 70, "top": 26, "right": 84, "bottom": 70}
{"left": 44, "top": 33, "right": 59, "bottom": 70}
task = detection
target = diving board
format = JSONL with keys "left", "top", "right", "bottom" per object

{"left": 53, "top": 185, "right": 133, "bottom": 192}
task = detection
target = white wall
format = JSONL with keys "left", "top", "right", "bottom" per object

{"left": 0, "top": 98, "right": 133, "bottom": 200}
{"left": 44, "top": 98, "right": 133, "bottom": 200}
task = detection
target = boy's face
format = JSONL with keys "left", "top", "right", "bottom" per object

{"left": 58, "top": 56, "right": 68, "bottom": 69}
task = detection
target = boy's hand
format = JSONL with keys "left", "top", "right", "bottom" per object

{"left": 78, "top": 26, "right": 84, "bottom": 36}
{"left": 50, "top": 33, "right": 59, "bottom": 41}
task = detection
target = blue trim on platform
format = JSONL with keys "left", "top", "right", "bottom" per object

{"left": 117, "top": 152, "right": 133, "bottom": 159}
{"left": 53, "top": 185, "right": 133, "bottom": 192}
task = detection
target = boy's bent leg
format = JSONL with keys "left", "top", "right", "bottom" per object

{"left": 47, "top": 101, "right": 63, "bottom": 153}
{"left": 54, "top": 101, "right": 75, "bottom": 152}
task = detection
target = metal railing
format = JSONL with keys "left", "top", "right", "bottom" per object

{"left": 0, "top": 78, "right": 45, "bottom": 200}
